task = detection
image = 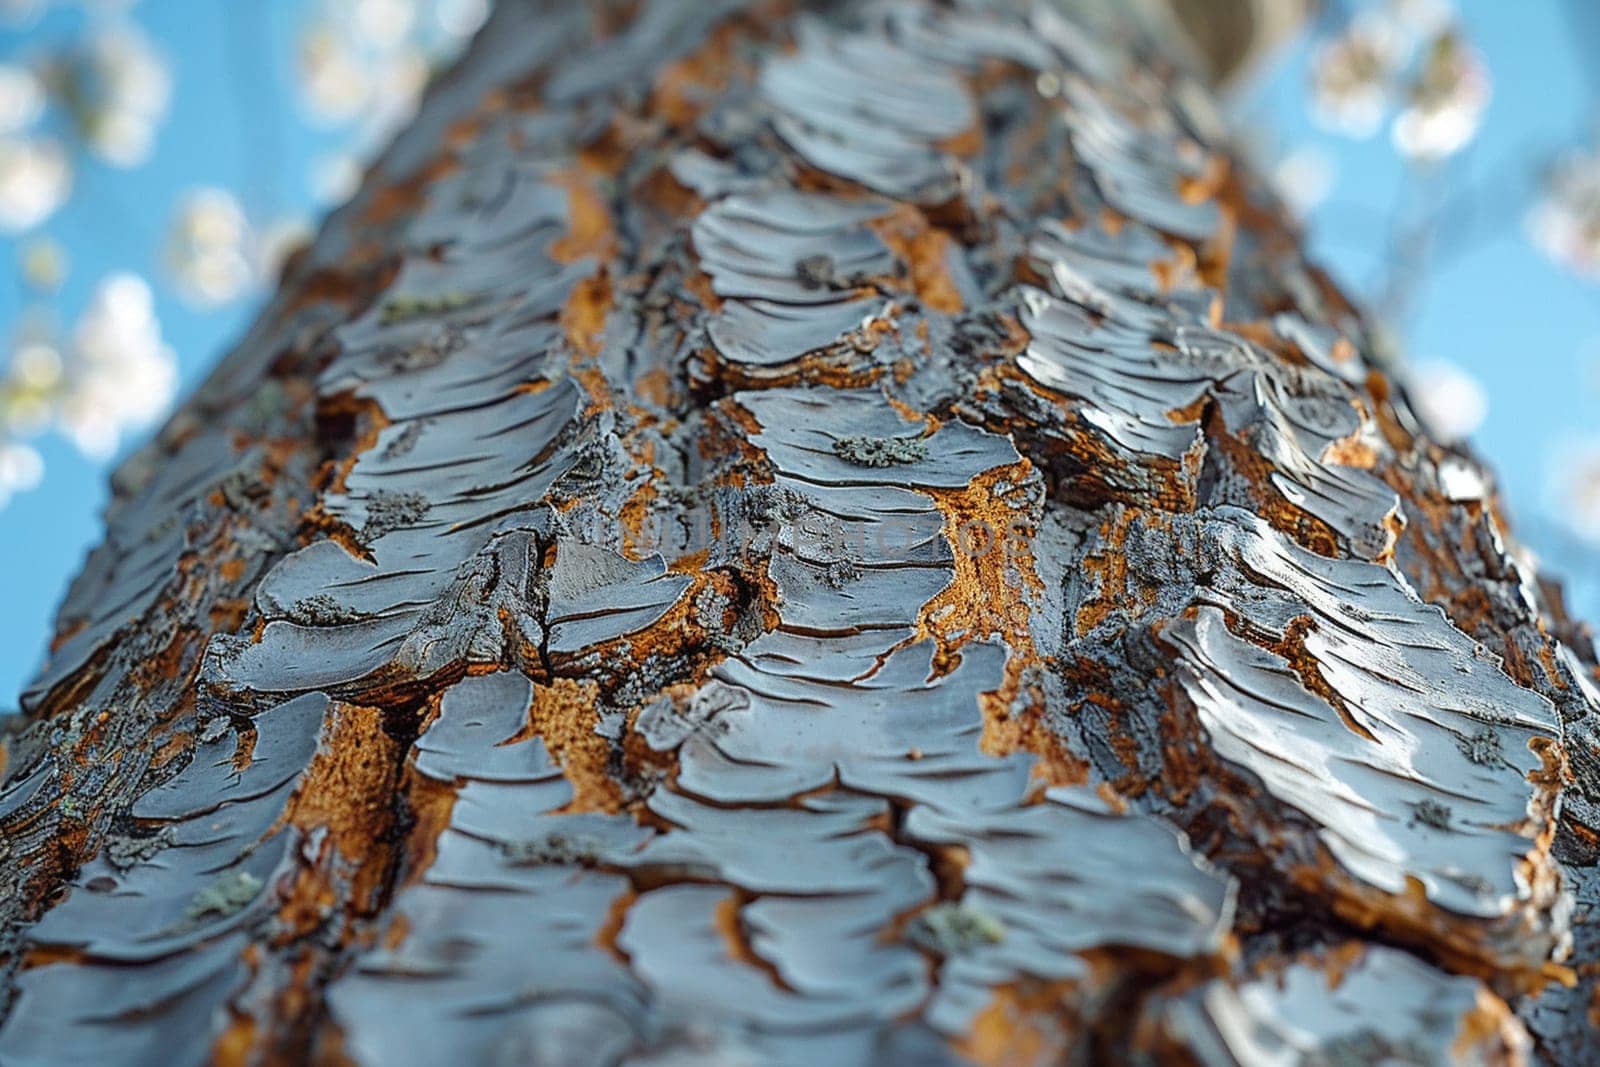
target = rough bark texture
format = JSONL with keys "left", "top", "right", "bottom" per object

{"left": 2, "top": 1, "right": 1598, "bottom": 1064}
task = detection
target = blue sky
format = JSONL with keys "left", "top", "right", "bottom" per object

{"left": 1, "top": 1, "right": 1597, "bottom": 705}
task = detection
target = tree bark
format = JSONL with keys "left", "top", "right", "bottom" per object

{"left": 2, "top": 1, "right": 1596, "bottom": 1063}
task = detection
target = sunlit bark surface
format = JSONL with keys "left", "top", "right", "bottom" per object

{"left": 2, "top": 1, "right": 1598, "bottom": 1063}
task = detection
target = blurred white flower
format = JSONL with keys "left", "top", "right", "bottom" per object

{"left": 0, "top": 440, "right": 44, "bottom": 508}
{"left": 57, "top": 273, "right": 177, "bottom": 459}
{"left": 311, "top": 151, "right": 362, "bottom": 204}
{"left": 1310, "top": 16, "right": 1399, "bottom": 138}
{"left": 354, "top": 0, "right": 417, "bottom": 51}
{"left": 10, "top": 340, "right": 62, "bottom": 392}
{"left": 293, "top": 0, "right": 481, "bottom": 208}
{"left": 0, "top": 63, "right": 44, "bottom": 134}
{"left": 1528, "top": 148, "right": 1600, "bottom": 281}
{"left": 19, "top": 235, "right": 67, "bottom": 292}
{"left": 1392, "top": 32, "right": 1488, "bottom": 161}
{"left": 255, "top": 216, "right": 313, "bottom": 281}
{"left": 1, "top": 325, "right": 63, "bottom": 437}
{"left": 0, "top": 135, "right": 70, "bottom": 231}
{"left": 364, "top": 44, "right": 429, "bottom": 140}
{"left": 432, "top": 0, "right": 488, "bottom": 39}
{"left": 1271, "top": 145, "right": 1335, "bottom": 218}
{"left": 1, "top": 355, "right": 58, "bottom": 435}
{"left": 1553, "top": 439, "right": 1600, "bottom": 545}
{"left": 298, "top": 23, "right": 372, "bottom": 125}
{"left": 53, "top": 23, "right": 173, "bottom": 167}
{"left": 1386, "top": 0, "right": 1453, "bottom": 40}
{"left": 1406, "top": 358, "right": 1487, "bottom": 442}
{"left": 165, "top": 187, "right": 253, "bottom": 307}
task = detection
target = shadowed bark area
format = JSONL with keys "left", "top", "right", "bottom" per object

{"left": 1, "top": 1, "right": 1597, "bottom": 1063}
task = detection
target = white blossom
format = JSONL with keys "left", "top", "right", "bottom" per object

{"left": 0, "top": 440, "right": 44, "bottom": 508}
{"left": 292, "top": 0, "right": 487, "bottom": 214}
{"left": 1386, "top": 0, "right": 1453, "bottom": 40}
{"left": 354, "top": 0, "right": 417, "bottom": 51}
{"left": 1310, "top": 16, "right": 1399, "bottom": 138}
{"left": 165, "top": 187, "right": 253, "bottom": 306}
{"left": 56, "top": 273, "right": 177, "bottom": 459}
{"left": 1553, "top": 439, "right": 1600, "bottom": 545}
{"left": 297, "top": 22, "right": 373, "bottom": 125}
{"left": 1, "top": 335, "right": 62, "bottom": 437}
{"left": 255, "top": 216, "right": 313, "bottom": 281}
{"left": 1406, "top": 358, "right": 1487, "bottom": 442}
{"left": 1271, "top": 145, "right": 1335, "bottom": 218}
{"left": 1528, "top": 148, "right": 1600, "bottom": 281}
{"left": 10, "top": 339, "right": 62, "bottom": 392}
{"left": 1392, "top": 32, "right": 1488, "bottom": 161}
{"left": 0, "top": 63, "right": 44, "bottom": 134}
{"left": 432, "top": 0, "right": 488, "bottom": 39}
{"left": 19, "top": 235, "right": 67, "bottom": 292}
{"left": 311, "top": 151, "right": 362, "bottom": 204}
{"left": 295, "top": 0, "right": 483, "bottom": 198}
{"left": 55, "top": 22, "right": 173, "bottom": 167}
{"left": 0, "top": 134, "right": 70, "bottom": 231}
{"left": 363, "top": 44, "right": 429, "bottom": 142}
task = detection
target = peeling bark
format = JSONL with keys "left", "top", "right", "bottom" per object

{"left": 2, "top": 1, "right": 1597, "bottom": 1064}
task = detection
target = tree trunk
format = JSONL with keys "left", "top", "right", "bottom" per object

{"left": 2, "top": 1, "right": 1596, "bottom": 1063}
